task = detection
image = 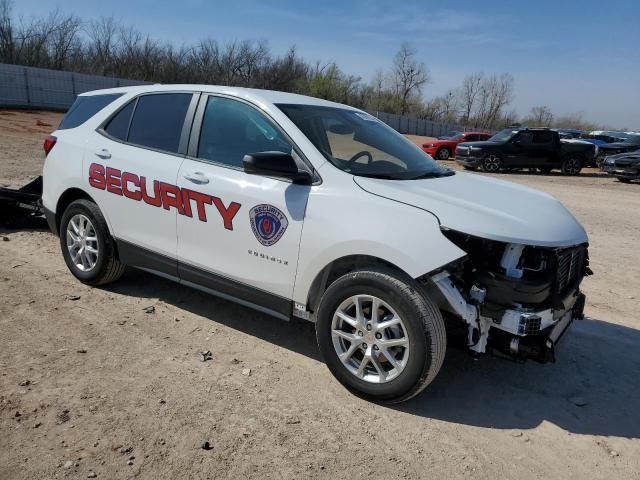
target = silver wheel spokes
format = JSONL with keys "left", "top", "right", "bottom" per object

{"left": 331, "top": 295, "right": 409, "bottom": 384}
{"left": 66, "top": 214, "right": 99, "bottom": 272}
{"left": 485, "top": 155, "right": 500, "bottom": 171}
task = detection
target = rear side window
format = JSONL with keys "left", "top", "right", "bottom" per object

{"left": 59, "top": 94, "right": 123, "bottom": 130}
{"left": 104, "top": 100, "right": 135, "bottom": 141}
{"left": 127, "top": 93, "right": 192, "bottom": 153}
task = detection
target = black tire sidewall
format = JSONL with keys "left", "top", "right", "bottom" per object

{"left": 316, "top": 273, "right": 431, "bottom": 402}
{"left": 437, "top": 148, "right": 450, "bottom": 160}
{"left": 562, "top": 156, "right": 582, "bottom": 175}
{"left": 59, "top": 200, "right": 111, "bottom": 284}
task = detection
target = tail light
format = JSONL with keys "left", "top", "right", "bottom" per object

{"left": 43, "top": 135, "right": 57, "bottom": 156}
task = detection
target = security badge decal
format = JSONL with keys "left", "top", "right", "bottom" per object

{"left": 249, "top": 204, "right": 289, "bottom": 246}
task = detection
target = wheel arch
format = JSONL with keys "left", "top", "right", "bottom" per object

{"left": 304, "top": 255, "right": 414, "bottom": 318}
{"left": 55, "top": 188, "right": 113, "bottom": 235}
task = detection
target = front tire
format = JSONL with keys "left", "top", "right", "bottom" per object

{"left": 436, "top": 147, "right": 451, "bottom": 160}
{"left": 59, "top": 199, "right": 125, "bottom": 286}
{"left": 561, "top": 156, "right": 582, "bottom": 176}
{"left": 315, "top": 269, "right": 446, "bottom": 403}
{"left": 481, "top": 154, "right": 502, "bottom": 173}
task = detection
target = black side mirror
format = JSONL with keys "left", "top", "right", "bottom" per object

{"left": 243, "top": 151, "right": 313, "bottom": 184}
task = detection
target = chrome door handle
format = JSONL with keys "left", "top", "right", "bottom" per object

{"left": 183, "top": 171, "right": 210, "bottom": 184}
{"left": 94, "top": 148, "right": 111, "bottom": 159}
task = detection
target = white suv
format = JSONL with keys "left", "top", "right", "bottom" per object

{"left": 42, "top": 85, "right": 590, "bottom": 402}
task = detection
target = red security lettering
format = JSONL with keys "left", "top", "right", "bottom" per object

{"left": 159, "top": 182, "right": 184, "bottom": 215}
{"left": 140, "top": 177, "right": 162, "bottom": 207}
{"left": 212, "top": 198, "right": 241, "bottom": 231}
{"left": 186, "top": 189, "right": 213, "bottom": 222}
{"left": 106, "top": 167, "right": 122, "bottom": 195}
{"left": 88, "top": 163, "right": 106, "bottom": 190}
{"left": 121, "top": 172, "right": 142, "bottom": 201}
{"left": 87, "top": 163, "right": 241, "bottom": 230}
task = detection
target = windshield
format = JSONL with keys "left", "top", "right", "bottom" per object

{"left": 489, "top": 129, "right": 519, "bottom": 142}
{"left": 277, "top": 104, "right": 452, "bottom": 180}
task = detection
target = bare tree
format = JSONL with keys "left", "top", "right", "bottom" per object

{"left": 392, "top": 42, "right": 430, "bottom": 115}
{"left": 528, "top": 105, "right": 554, "bottom": 126}
{"left": 458, "top": 72, "right": 483, "bottom": 124}
{"left": 0, "top": 0, "right": 15, "bottom": 63}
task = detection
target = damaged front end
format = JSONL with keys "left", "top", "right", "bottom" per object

{"left": 424, "top": 229, "right": 592, "bottom": 362}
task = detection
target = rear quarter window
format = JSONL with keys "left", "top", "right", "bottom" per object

{"left": 58, "top": 94, "right": 123, "bottom": 130}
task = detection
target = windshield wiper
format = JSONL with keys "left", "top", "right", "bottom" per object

{"left": 410, "top": 169, "right": 455, "bottom": 180}
{"left": 352, "top": 172, "right": 404, "bottom": 180}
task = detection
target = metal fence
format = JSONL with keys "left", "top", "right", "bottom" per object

{"left": 0, "top": 63, "right": 485, "bottom": 138}
{"left": 0, "top": 63, "right": 149, "bottom": 111}
{"left": 366, "top": 111, "right": 486, "bottom": 138}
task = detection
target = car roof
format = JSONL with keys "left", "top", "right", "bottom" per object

{"left": 463, "top": 132, "right": 491, "bottom": 135}
{"left": 79, "top": 84, "right": 358, "bottom": 110}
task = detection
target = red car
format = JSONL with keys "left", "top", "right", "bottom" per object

{"left": 422, "top": 132, "right": 493, "bottom": 160}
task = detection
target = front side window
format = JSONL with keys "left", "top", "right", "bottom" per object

{"left": 127, "top": 93, "right": 192, "bottom": 153}
{"left": 59, "top": 94, "right": 122, "bottom": 130}
{"left": 197, "top": 96, "right": 292, "bottom": 168}
{"left": 278, "top": 104, "right": 450, "bottom": 180}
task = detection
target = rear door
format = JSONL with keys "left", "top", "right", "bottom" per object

{"left": 86, "top": 92, "right": 197, "bottom": 269}
{"left": 176, "top": 95, "right": 310, "bottom": 315}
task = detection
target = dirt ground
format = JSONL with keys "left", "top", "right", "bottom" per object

{"left": 1, "top": 110, "right": 639, "bottom": 480}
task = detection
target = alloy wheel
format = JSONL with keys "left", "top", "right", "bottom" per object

{"left": 483, "top": 155, "right": 501, "bottom": 172}
{"left": 66, "top": 214, "right": 99, "bottom": 271}
{"left": 331, "top": 295, "right": 410, "bottom": 384}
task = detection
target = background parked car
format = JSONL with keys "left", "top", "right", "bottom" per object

{"left": 601, "top": 149, "right": 640, "bottom": 182}
{"left": 455, "top": 127, "right": 597, "bottom": 175}
{"left": 595, "top": 134, "right": 640, "bottom": 166}
{"left": 437, "top": 130, "right": 463, "bottom": 140}
{"left": 422, "top": 132, "right": 493, "bottom": 160}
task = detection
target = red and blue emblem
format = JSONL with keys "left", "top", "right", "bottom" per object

{"left": 249, "top": 204, "right": 289, "bottom": 246}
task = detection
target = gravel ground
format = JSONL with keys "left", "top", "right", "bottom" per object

{"left": 1, "top": 110, "right": 639, "bottom": 479}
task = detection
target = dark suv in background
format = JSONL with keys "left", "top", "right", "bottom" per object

{"left": 455, "top": 128, "right": 597, "bottom": 175}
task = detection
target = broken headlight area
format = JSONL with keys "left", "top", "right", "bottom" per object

{"left": 423, "top": 229, "right": 591, "bottom": 362}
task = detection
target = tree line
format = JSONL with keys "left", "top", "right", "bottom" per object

{"left": 0, "top": 0, "right": 603, "bottom": 131}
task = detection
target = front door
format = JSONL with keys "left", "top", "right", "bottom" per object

{"left": 176, "top": 95, "right": 310, "bottom": 314}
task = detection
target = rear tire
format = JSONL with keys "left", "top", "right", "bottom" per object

{"left": 59, "top": 199, "right": 125, "bottom": 286}
{"left": 617, "top": 177, "right": 632, "bottom": 183}
{"left": 315, "top": 269, "right": 446, "bottom": 403}
{"left": 561, "top": 156, "right": 582, "bottom": 176}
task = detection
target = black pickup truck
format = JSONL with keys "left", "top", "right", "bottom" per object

{"left": 455, "top": 128, "right": 597, "bottom": 175}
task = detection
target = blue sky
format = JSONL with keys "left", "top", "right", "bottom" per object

{"left": 12, "top": 0, "right": 640, "bottom": 128}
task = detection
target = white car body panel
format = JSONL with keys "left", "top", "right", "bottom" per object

{"left": 176, "top": 158, "right": 309, "bottom": 299}
{"left": 354, "top": 172, "right": 588, "bottom": 247}
{"left": 83, "top": 129, "right": 182, "bottom": 258}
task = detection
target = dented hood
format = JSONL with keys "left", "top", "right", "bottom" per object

{"left": 354, "top": 172, "right": 588, "bottom": 247}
